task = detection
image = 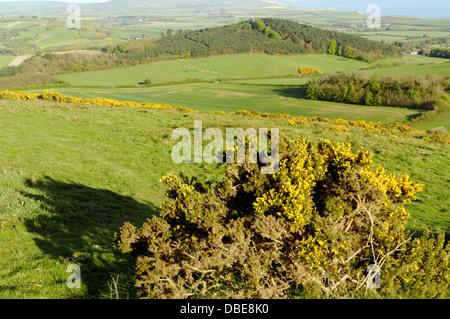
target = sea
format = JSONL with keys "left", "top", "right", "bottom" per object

{"left": 283, "top": 0, "right": 450, "bottom": 19}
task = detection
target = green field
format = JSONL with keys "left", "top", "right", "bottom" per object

{"left": 0, "top": 98, "right": 448, "bottom": 298}
{"left": 414, "top": 112, "right": 450, "bottom": 131}
{"left": 354, "top": 30, "right": 450, "bottom": 43}
{"left": 42, "top": 83, "right": 419, "bottom": 124}
{"left": 47, "top": 53, "right": 449, "bottom": 126}
{"left": 57, "top": 54, "right": 370, "bottom": 87}
{"left": 371, "top": 60, "right": 450, "bottom": 77}
{"left": 57, "top": 53, "right": 449, "bottom": 88}
{"left": 0, "top": 56, "right": 15, "bottom": 67}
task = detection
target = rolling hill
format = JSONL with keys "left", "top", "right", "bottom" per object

{"left": 111, "top": 18, "right": 398, "bottom": 62}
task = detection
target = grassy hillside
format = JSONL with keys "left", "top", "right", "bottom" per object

{"left": 371, "top": 61, "right": 450, "bottom": 77}
{"left": 0, "top": 98, "right": 448, "bottom": 298}
{"left": 43, "top": 83, "right": 419, "bottom": 124}
{"left": 56, "top": 53, "right": 448, "bottom": 87}
{"left": 55, "top": 53, "right": 448, "bottom": 88}
{"left": 413, "top": 112, "right": 450, "bottom": 131}
{"left": 56, "top": 54, "right": 367, "bottom": 86}
{"left": 47, "top": 53, "right": 446, "bottom": 126}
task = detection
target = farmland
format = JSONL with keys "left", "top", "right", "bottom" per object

{"left": 54, "top": 54, "right": 371, "bottom": 87}
{"left": 44, "top": 53, "right": 446, "bottom": 124}
{"left": 55, "top": 53, "right": 448, "bottom": 87}
{"left": 43, "top": 83, "right": 418, "bottom": 123}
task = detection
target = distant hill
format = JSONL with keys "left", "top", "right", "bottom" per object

{"left": 103, "top": 0, "right": 286, "bottom": 9}
{"left": 0, "top": 1, "right": 67, "bottom": 14}
{"left": 108, "top": 18, "right": 398, "bottom": 62}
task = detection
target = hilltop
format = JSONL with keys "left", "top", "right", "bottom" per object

{"left": 108, "top": 18, "right": 398, "bottom": 63}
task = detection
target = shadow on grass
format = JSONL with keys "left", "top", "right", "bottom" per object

{"left": 405, "top": 112, "right": 424, "bottom": 121}
{"left": 23, "top": 176, "right": 158, "bottom": 298}
{"left": 271, "top": 86, "right": 306, "bottom": 99}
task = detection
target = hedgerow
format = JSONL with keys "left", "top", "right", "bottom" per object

{"left": 305, "top": 72, "right": 449, "bottom": 110}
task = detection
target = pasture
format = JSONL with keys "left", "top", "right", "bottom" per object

{"left": 56, "top": 54, "right": 369, "bottom": 87}
{"left": 0, "top": 98, "right": 448, "bottom": 298}
{"left": 47, "top": 53, "right": 447, "bottom": 126}
{"left": 41, "top": 83, "right": 419, "bottom": 123}
{"left": 0, "top": 56, "right": 15, "bottom": 67}
{"left": 56, "top": 53, "right": 449, "bottom": 88}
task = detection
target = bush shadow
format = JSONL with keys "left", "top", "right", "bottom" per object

{"left": 405, "top": 112, "right": 424, "bottom": 121}
{"left": 271, "top": 86, "right": 307, "bottom": 99}
{"left": 23, "top": 176, "right": 159, "bottom": 298}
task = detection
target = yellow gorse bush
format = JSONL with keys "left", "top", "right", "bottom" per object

{"left": 116, "top": 133, "right": 448, "bottom": 298}
{"left": 298, "top": 67, "right": 323, "bottom": 76}
{"left": 0, "top": 90, "right": 194, "bottom": 112}
{"left": 325, "top": 124, "right": 349, "bottom": 134}
{"left": 253, "top": 137, "right": 424, "bottom": 271}
{"left": 254, "top": 137, "right": 326, "bottom": 231}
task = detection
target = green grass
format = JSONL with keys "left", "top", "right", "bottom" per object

{"left": 52, "top": 54, "right": 448, "bottom": 122}
{"left": 370, "top": 54, "right": 447, "bottom": 66}
{"left": 75, "top": 53, "right": 445, "bottom": 89}
{"left": 413, "top": 112, "right": 450, "bottom": 131}
{"left": 231, "top": 77, "right": 311, "bottom": 85}
{"left": 0, "top": 56, "right": 15, "bottom": 67}
{"left": 40, "top": 53, "right": 446, "bottom": 126}
{"left": 353, "top": 30, "right": 450, "bottom": 43}
{"left": 41, "top": 82, "right": 419, "bottom": 123}
{"left": 0, "top": 98, "right": 448, "bottom": 298}
{"left": 56, "top": 54, "right": 369, "bottom": 87}
{"left": 371, "top": 61, "right": 450, "bottom": 77}
{"left": 32, "top": 29, "right": 89, "bottom": 49}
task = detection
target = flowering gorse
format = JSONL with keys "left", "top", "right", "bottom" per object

{"left": 116, "top": 134, "right": 448, "bottom": 299}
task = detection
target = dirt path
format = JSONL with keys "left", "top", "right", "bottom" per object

{"left": 8, "top": 55, "right": 32, "bottom": 67}
{"left": 7, "top": 49, "right": 102, "bottom": 67}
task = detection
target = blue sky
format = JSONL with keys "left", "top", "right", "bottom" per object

{"left": 0, "top": 0, "right": 447, "bottom": 18}
{"left": 0, "top": 0, "right": 110, "bottom": 2}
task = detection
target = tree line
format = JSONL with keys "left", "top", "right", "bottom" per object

{"left": 305, "top": 72, "right": 449, "bottom": 110}
{"left": 429, "top": 48, "right": 450, "bottom": 59}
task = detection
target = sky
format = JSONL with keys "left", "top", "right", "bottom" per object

{"left": 285, "top": 0, "right": 449, "bottom": 18}
{"left": 0, "top": 0, "right": 447, "bottom": 18}
{"left": 0, "top": 0, "right": 110, "bottom": 2}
